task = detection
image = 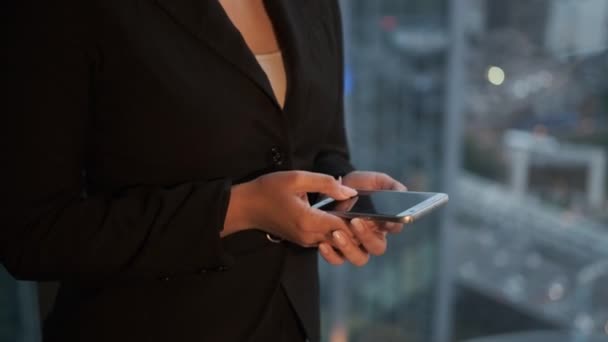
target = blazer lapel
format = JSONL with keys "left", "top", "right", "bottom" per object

{"left": 153, "top": 0, "right": 278, "bottom": 106}
{"left": 263, "top": 0, "right": 307, "bottom": 115}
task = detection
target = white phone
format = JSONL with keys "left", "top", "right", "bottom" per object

{"left": 312, "top": 190, "right": 448, "bottom": 223}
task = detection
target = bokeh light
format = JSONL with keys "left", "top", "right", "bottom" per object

{"left": 487, "top": 66, "right": 506, "bottom": 85}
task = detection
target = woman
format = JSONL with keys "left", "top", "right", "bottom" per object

{"left": 3, "top": 0, "right": 406, "bottom": 341}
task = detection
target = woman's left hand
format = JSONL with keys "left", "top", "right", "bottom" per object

{"left": 318, "top": 171, "right": 407, "bottom": 266}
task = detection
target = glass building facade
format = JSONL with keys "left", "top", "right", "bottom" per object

{"left": 321, "top": 0, "right": 608, "bottom": 341}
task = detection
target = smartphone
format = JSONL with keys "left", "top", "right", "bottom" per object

{"left": 312, "top": 190, "right": 448, "bottom": 223}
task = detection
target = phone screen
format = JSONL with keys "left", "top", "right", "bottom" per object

{"left": 316, "top": 191, "right": 439, "bottom": 217}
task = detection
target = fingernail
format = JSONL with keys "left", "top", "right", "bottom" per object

{"left": 340, "top": 186, "right": 357, "bottom": 197}
{"left": 352, "top": 219, "right": 364, "bottom": 233}
{"left": 319, "top": 244, "right": 329, "bottom": 254}
{"left": 332, "top": 230, "right": 346, "bottom": 246}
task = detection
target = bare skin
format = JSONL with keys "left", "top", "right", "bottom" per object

{"left": 218, "top": 0, "right": 279, "bottom": 54}
{"left": 218, "top": 1, "right": 406, "bottom": 266}
{"left": 318, "top": 171, "right": 407, "bottom": 266}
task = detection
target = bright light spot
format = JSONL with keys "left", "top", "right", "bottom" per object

{"left": 604, "top": 320, "right": 608, "bottom": 335}
{"left": 548, "top": 282, "right": 565, "bottom": 301}
{"left": 487, "top": 66, "right": 505, "bottom": 85}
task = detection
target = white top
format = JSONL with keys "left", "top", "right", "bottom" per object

{"left": 255, "top": 51, "right": 287, "bottom": 108}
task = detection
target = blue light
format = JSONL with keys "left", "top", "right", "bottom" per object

{"left": 344, "top": 64, "right": 354, "bottom": 96}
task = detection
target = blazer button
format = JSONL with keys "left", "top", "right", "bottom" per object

{"left": 270, "top": 147, "right": 284, "bottom": 167}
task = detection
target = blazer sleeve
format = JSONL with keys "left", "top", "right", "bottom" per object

{"left": 1, "top": 2, "right": 233, "bottom": 282}
{"left": 313, "top": 0, "right": 356, "bottom": 178}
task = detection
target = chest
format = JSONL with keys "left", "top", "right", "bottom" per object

{"left": 217, "top": 0, "right": 279, "bottom": 54}
{"left": 85, "top": 0, "right": 340, "bottom": 186}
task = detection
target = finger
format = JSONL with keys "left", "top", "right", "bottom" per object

{"left": 307, "top": 206, "right": 352, "bottom": 236}
{"left": 290, "top": 171, "right": 357, "bottom": 200}
{"left": 299, "top": 238, "right": 325, "bottom": 248}
{"left": 318, "top": 242, "right": 345, "bottom": 265}
{"left": 351, "top": 219, "right": 387, "bottom": 256}
{"left": 380, "top": 221, "right": 405, "bottom": 234}
{"left": 292, "top": 207, "right": 353, "bottom": 247}
{"left": 392, "top": 182, "right": 408, "bottom": 191}
{"left": 374, "top": 173, "right": 407, "bottom": 191}
{"left": 331, "top": 230, "right": 370, "bottom": 267}
{"left": 333, "top": 196, "right": 358, "bottom": 212}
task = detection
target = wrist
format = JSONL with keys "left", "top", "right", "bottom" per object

{"left": 222, "top": 182, "right": 256, "bottom": 237}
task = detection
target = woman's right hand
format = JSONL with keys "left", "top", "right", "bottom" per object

{"left": 222, "top": 171, "right": 357, "bottom": 247}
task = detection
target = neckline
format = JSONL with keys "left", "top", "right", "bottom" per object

{"left": 254, "top": 50, "right": 282, "bottom": 59}
{"left": 215, "top": 0, "right": 296, "bottom": 113}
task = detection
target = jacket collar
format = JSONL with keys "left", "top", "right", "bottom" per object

{"left": 153, "top": 0, "right": 303, "bottom": 110}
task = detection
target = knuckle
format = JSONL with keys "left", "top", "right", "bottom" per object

{"left": 370, "top": 244, "right": 387, "bottom": 256}
{"left": 361, "top": 218, "right": 374, "bottom": 228}
{"left": 322, "top": 175, "right": 335, "bottom": 187}
{"left": 377, "top": 172, "right": 389, "bottom": 179}
{"left": 300, "top": 234, "right": 316, "bottom": 246}
{"left": 322, "top": 253, "right": 340, "bottom": 265}
{"left": 290, "top": 171, "right": 304, "bottom": 184}
{"left": 258, "top": 172, "right": 284, "bottom": 188}
{"left": 338, "top": 240, "right": 354, "bottom": 253}
{"left": 294, "top": 215, "right": 311, "bottom": 231}
{"left": 390, "top": 224, "right": 404, "bottom": 233}
{"left": 353, "top": 255, "right": 370, "bottom": 267}
{"left": 385, "top": 222, "right": 397, "bottom": 229}
{"left": 254, "top": 174, "right": 269, "bottom": 188}
{"left": 293, "top": 230, "right": 306, "bottom": 243}
{"left": 379, "top": 245, "right": 387, "bottom": 254}
{"left": 331, "top": 258, "right": 344, "bottom": 266}
{"left": 293, "top": 220, "right": 304, "bottom": 232}
{"left": 299, "top": 221, "right": 315, "bottom": 233}
{"left": 354, "top": 227, "right": 371, "bottom": 240}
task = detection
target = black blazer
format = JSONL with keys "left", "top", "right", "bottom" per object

{"left": 2, "top": 0, "right": 354, "bottom": 341}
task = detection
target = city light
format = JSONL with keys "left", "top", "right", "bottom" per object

{"left": 547, "top": 282, "right": 564, "bottom": 301}
{"left": 487, "top": 66, "right": 506, "bottom": 85}
{"left": 380, "top": 16, "right": 398, "bottom": 32}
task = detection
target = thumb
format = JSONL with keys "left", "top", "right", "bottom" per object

{"left": 291, "top": 171, "right": 357, "bottom": 200}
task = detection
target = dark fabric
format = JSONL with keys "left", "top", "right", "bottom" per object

{"left": 249, "top": 285, "right": 307, "bottom": 342}
{"left": 2, "top": 0, "right": 354, "bottom": 341}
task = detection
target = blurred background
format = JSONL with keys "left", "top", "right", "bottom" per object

{"left": 320, "top": 0, "right": 608, "bottom": 341}
{"left": 2, "top": 0, "right": 607, "bottom": 341}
